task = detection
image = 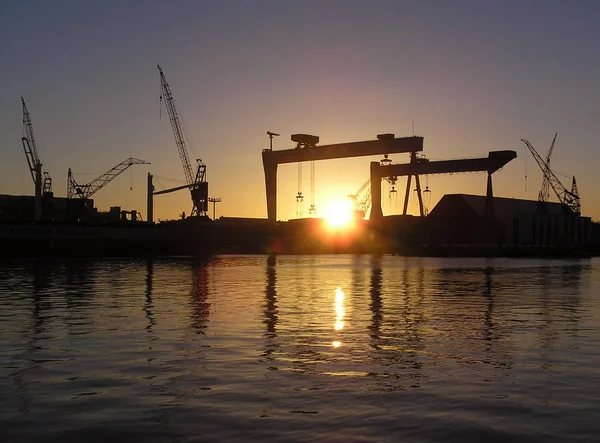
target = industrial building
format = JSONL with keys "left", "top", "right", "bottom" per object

{"left": 427, "top": 194, "right": 592, "bottom": 248}
{"left": 0, "top": 194, "right": 92, "bottom": 223}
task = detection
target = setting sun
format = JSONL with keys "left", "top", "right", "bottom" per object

{"left": 323, "top": 200, "right": 354, "bottom": 228}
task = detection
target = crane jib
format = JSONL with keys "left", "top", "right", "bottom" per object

{"left": 67, "top": 158, "right": 150, "bottom": 199}
{"left": 521, "top": 138, "right": 580, "bottom": 215}
{"left": 157, "top": 65, "right": 208, "bottom": 217}
{"left": 159, "top": 70, "right": 194, "bottom": 186}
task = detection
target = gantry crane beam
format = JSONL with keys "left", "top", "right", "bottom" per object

{"left": 264, "top": 135, "right": 423, "bottom": 165}
{"left": 370, "top": 150, "right": 517, "bottom": 220}
{"left": 68, "top": 157, "right": 150, "bottom": 199}
{"left": 521, "top": 139, "right": 580, "bottom": 215}
{"left": 262, "top": 134, "right": 423, "bottom": 222}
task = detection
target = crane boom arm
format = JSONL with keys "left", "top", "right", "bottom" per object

{"left": 21, "top": 97, "right": 41, "bottom": 183}
{"left": 521, "top": 139, "right": 580, "bottom": 214}
{"left": 157, "top": 65, "right": 194, "bottom": 185}
{"left": 539, "top": 132, "right": 558, "bottom": 202}
{"left": 347, "top": 179, "right": 372, "bottom": 219}
{"left": 68, "top": 157, "right": 150, "bottom": 199}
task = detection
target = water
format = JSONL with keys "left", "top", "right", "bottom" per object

{"left": 1, "top": 255, "right": 599, "bottom": 442}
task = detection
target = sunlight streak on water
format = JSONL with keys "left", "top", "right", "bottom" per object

{"left": 334, "top": 287, "right": 345, "bottom": 331}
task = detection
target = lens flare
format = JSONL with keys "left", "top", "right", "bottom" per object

{"left": 324, "top": 201, "right": 353, "bottom": 228}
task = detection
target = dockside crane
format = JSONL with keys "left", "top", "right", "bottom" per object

{"left": 347, "top": 179, "right": 372, "bottom": 220}
{"left": 521, "top": 138, "right": 580, "bottom": 215}
{"left": 539, "top": 133, "right": 558, "bottom": 203}
{"left": 157, "top": 65, "right": 208, "bottom": 217}
{"left": 21, "top": 97, "right": 52, "bottom": 196}
{"left": 67, "top": 157, "right": 150, "bottom": 199}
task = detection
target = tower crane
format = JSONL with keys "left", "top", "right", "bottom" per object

{"left": 157, "top": 65, "right": 208, "bottom": 217}
{"left": 21, "top": 97, "right": 52, "bottom": 196}
{"left": 521, "top": 138, "right": 580, "bottom": 215}
{"left": 539, "top": 132, "right": 558, "bottom": 202}
{"left": 67, "top": 157, "right": 150, "bottom": 199}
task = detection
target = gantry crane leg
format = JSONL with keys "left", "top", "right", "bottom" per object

{"left": 484, "top": 173, "right": 495, "bottom": 218}
{"left": 403, "top": 175, "right": 412, "bottom": 215}
{"left": 414, "top": 174, "right": 424, "bottom": 217}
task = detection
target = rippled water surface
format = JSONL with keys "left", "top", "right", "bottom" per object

{"left": 1, "top": 255, "right": 600, "bottom": 442}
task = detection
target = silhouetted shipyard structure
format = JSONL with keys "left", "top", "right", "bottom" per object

{"left": 2, "top": 126, "right": 597, "bottom": 256}
{"left": 261, "top": 132, "right": 594, "bottom": 255}
{"left": 428, "top": 195, "right": 591, "bottom": 248}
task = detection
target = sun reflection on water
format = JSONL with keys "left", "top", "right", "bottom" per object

{"left": 333, "top": 286, "right": 345, "bottom": 347}
{"left": 334, "top": 287, "right": 345, "bottom": 331}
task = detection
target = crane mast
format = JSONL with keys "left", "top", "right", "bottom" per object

{"left": 157, "top": 65, "right": 208, "bottom": 217}
{"left": 68, "top": 157, "right": 150, "bottom": 199}
{"left": 521, "top": 138, "right": 580, "bottom": 215}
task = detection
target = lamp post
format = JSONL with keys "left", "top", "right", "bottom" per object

{"left": 208, "top": 197, "right": 222, "bottom": 220}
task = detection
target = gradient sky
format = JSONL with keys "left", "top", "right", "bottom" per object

{"left": 2, "top": 0, "right": 599, "bottom": 221}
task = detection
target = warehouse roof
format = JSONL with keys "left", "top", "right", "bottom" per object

{"left": 429, "top": 194, "right": 570, "bottom": 220}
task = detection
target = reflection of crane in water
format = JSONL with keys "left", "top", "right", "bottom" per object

{"left": 536, "top": 263, "right": 583, "bottom": 352}
{"left": 264, "top": 255, "right": 279, "bottom": 337}
{"left": 399, "top": 259, "right": 425, "bottom": 373}
{"left": 482, "top": 266, "right": 495, "bottom": 350}
{"left": 144, "top": 259, "right": 156, "bottom": 335}
{"left": 367, "top": 257, "right": 425, "bottom": 390}
{"left": 190, "top": 259, "right": 211, "bottom": 334}
{"left": 12, "top": 261, "right": 53, "bottom": 414}
{"left": 368, "top": 255, "right": 383, "bottom": 349}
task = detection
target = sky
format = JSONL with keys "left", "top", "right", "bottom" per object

{"left": 1, "top": 0, "right": 599, "bottom": 221}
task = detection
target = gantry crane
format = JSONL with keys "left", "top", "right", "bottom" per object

{"left": 370, "top": 150, "right": 517, "bottom": 221}
{"left": 262, "top": 133, "right": 424, "bottom": 222}
{"left": 157, "top": 65, "right": 208, "bottom": 217}
{"left": 539, "top": 133, "right": 558, "bottom": 203}
{"left": 21, "top": 97, "right": 52, "bottom": 196}
{"left": 67, "top": 157, "right": 150, "bottom": 199}
{"left": 521, "top": 138, "right": 580, "bottom": 215}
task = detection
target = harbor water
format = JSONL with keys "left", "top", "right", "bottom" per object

{"left": 1, "top": 255, "right": 599, "bottom": 442}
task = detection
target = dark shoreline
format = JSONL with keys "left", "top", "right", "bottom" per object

{"left": 1, "top": 218, "right": 597, "bottom": 259}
